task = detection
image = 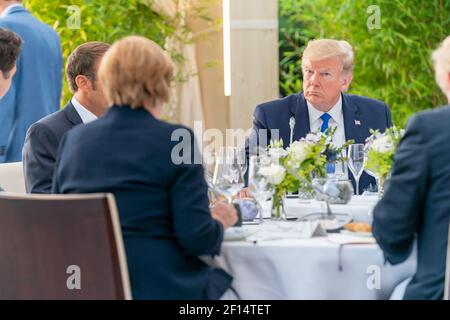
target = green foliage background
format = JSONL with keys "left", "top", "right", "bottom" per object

{"left": 279, "top": 0, "right": 450, "bottom": 126}
{"left": 23, "top": 0, "right": 175, "bottom": 107}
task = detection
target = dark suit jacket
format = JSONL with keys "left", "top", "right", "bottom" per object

{"left": 22, "top": 101, "right": 82, "bottom": 194}
{"left": 373, "top": 106, "right": 450, "bottom": 300}
{"left": 52, "top": 105, "right": 231, "bottom": 300}
{"left": 246, "top": 93, "right": 392, "bottom": 193}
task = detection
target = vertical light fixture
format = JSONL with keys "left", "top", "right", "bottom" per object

{"left": 223, "top": 0, "right": 231, "bottom": 96}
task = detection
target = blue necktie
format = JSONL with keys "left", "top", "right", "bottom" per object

{"left": 320, "top": 113, "right": 332, "bottom": 133}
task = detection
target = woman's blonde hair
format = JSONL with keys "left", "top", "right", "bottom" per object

{"left": 302, "top": 39, "right": 354, "bottom": 74}
{"left": 98, "top": 35, "right": 174, "bottom": 109}
{"left": 432, "top": 36, "right": 450, "bottom": 91}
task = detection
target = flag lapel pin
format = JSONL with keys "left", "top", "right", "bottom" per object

{"left": 354, "top": 120, "right": 361, "bottom": 126}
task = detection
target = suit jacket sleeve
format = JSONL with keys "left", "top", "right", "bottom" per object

{"left": 385, "top": 103, "right": 393, "bottom": 127}
{"left": 55, "top": 38, "right": 63, "bottom": 109}
{"left": 23, "top": 123, "right": 60, "bottom": 194}
{"left": 170, "top": 133, "right": 224, "bottom": 256}
{"left": 50, "top": 130, "right": 69, "bottom": 194}
{"left": 372, "top": 114, "right": 427, "bottom": 264}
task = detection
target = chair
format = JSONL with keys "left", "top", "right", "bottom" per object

{"left": 0, "top": 162, "right": 26, "bottom": 193}
{"left": 445, "top": 222, "right": 450, "bottom": 300}
{"left": 0, "top": 192, "right": 132, "bottom": 299}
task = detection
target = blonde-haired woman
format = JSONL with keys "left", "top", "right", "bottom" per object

{"left": 53, "top": 36, "right": 238, "bottom": 300}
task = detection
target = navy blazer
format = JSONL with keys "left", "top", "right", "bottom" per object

{"left": 373, "top": 106, "right": 450, "bottom": 300}
{"left": 0, "top": 6, "right": 62, "bottom": 163}
{"left": 246, "top": 93, "right": 392, "bottom": 193}
{"left": 23, "top": 101, "right": 82, "bottom": 194}
{"left": 52, "top": 105, "right": 231, "bottom": 300}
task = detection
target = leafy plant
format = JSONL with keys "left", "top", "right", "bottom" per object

{"left": 23, "top": 0, "right": 176, "bottom": 108}
{"left": 364, "top": 126, "right": 404, "bottom": 191}
{"left": 279, "top": 0, "right": 450, "bottom": 127}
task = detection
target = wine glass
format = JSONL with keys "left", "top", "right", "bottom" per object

{"left": 334, "top": 149, "right": 348, "bottom": 179}
{"left": 306, "top": 178, "right": 353, "bottom": 231}
{"left": 347, "top": 144, "right": 365, "bottom": 195}
{"left": 325, "top": 149, "right": 347, "bottom": 179}
{"left": 235, "top": 147, "right": 248, "bottom": 178}
{"left": 247, "top": 155, "right": 273, "bottom": 223}
{"left": 363, "top": 152, "right": 382, "bottom": 196}
{"left": 212, "top": 147, "right": 245, "bottom": 203}
{"left": 203, "top": 149, "right": 219, "bottom": 202}
{"left": 203, "top": 148, "right": 216, "bottom": 180}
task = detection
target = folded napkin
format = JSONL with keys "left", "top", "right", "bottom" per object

{"left": 246, "top": 220, "right": 327, "bottom": 242}
{"left": 327, "top": 234, "right": 376, "bottom": 245}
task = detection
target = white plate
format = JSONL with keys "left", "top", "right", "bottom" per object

{"left": 340, "top": 229, "right": 373, "bottom": 238}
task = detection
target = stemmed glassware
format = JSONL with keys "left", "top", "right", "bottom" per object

{"left": 247, "top": 155, "right": 273, "bottom": 223}
{"left": 331, "top": 149, "right": 348, "bottom": 179}
{"left": 211, "top": 147, "right": 245, "bottom": 203}
{"left": 286, "top": 167, "right": 354, "bottom": 232}
{"left": 235, "top": 147, "right": 248, "bottom": 178}
{"left": 347, "top": 144, "right": 365, "bottom": 195}
{"left": 305, "top": 178, "right": 353, "bottom": 231}
{"left": 203, "top": 149, "right": 218, "bottom": 202}
{"left": 363, "top": 152, "right": 384, "bottom": 196}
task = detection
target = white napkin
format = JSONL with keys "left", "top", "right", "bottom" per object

{"left": 327, "top": 233, "right": 376, "bottom": 245}
{"left": 246, "top": 220, "right": 327, "bottom": 242}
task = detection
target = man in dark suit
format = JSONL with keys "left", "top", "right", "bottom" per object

{"left": 0, "top": 28, "right": 21, "bottom": 99}
{"left": 0, "top": 0, "right": 63, "bottom": 162}
{"left": 372, "top": 36, "right": 450, "bottom": 300}
{"left": 22, "top": 41, "right": 110, "bottom": 193}
{"left": 246, "top": 39, "right": 391, "bottom": 194}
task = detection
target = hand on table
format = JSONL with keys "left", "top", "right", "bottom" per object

{"left": 210, "top": 201, "right": 238, "bottom": 229}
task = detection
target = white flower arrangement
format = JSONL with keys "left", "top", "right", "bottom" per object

{"left": 259, "top": 163, "right": 286, "bottom": 185}
{"left": 364, "top": 126, "right": 405, "bottom": 193}
{"left": 368, "top": 133, "right": 394, "bottom": 153}
{"left": 259, "top": 129, "right": 353, "bottom": 219}
{"left": 304, "top": 132, "right": 323, "bottom": 144}
{"left": 286, "top": 140, "right": 309, "bottom": 168}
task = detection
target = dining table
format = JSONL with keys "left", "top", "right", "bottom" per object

{"left": 204, "top": 195, "right": 417, "bottom": 299}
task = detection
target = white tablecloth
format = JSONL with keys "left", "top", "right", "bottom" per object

{"left": 206, "top": 217, "right": 417, "bottom": 300}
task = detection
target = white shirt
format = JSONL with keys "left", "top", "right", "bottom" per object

{"left": 71, "top": 97, "right": 97, "bottom": 124}
{"left": 1, "top": 3, "right": 23, "bottom": 18}
{"left": 306, "top": 95, "right": 346, "bottom": 148}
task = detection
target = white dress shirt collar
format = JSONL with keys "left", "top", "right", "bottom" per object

{"left": 71, "top": 97, "right": 98, "bottom": 124}
{"left": 306, "top": 94, "right": 346, "bottom": 148}
{"left": 1, "top": 3, "right": 23, "bottom": 18}
{"left": 306, "top": 95, "right": 343, "bottom": 125}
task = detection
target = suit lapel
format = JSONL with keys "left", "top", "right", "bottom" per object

{"left": 63, "top": 100, "right": 83, "bottom": 126}
{"left": 291, "top": 93, "right": 311, "bottom": 143}
{"left": 342, "top": 94, "right": 365, "bottom": 144}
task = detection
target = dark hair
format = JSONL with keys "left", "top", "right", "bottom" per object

{"left": 66, "top": 41, "right": 110, "bottom": 92}
{"left": 0, "top": 28, "right": 22, "bottom": 79}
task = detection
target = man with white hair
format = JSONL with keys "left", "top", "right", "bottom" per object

{"left": 372, "top": 36, "right": 450, "bottom": 300}
{"left": 247, "top": 39, "right": 392, "bottom": 194}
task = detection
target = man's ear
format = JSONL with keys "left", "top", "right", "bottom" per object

{"left": 5, "top": 65, "right": 17, "bottom": 80}
{"left": 9, "top": 65, "right": 17, "bottom": 79}
{"left": 341, "top": 73, "right": 353, "bottom": 92}
{"left": 75, "top": 75, "right": 90, "bottom": 90}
